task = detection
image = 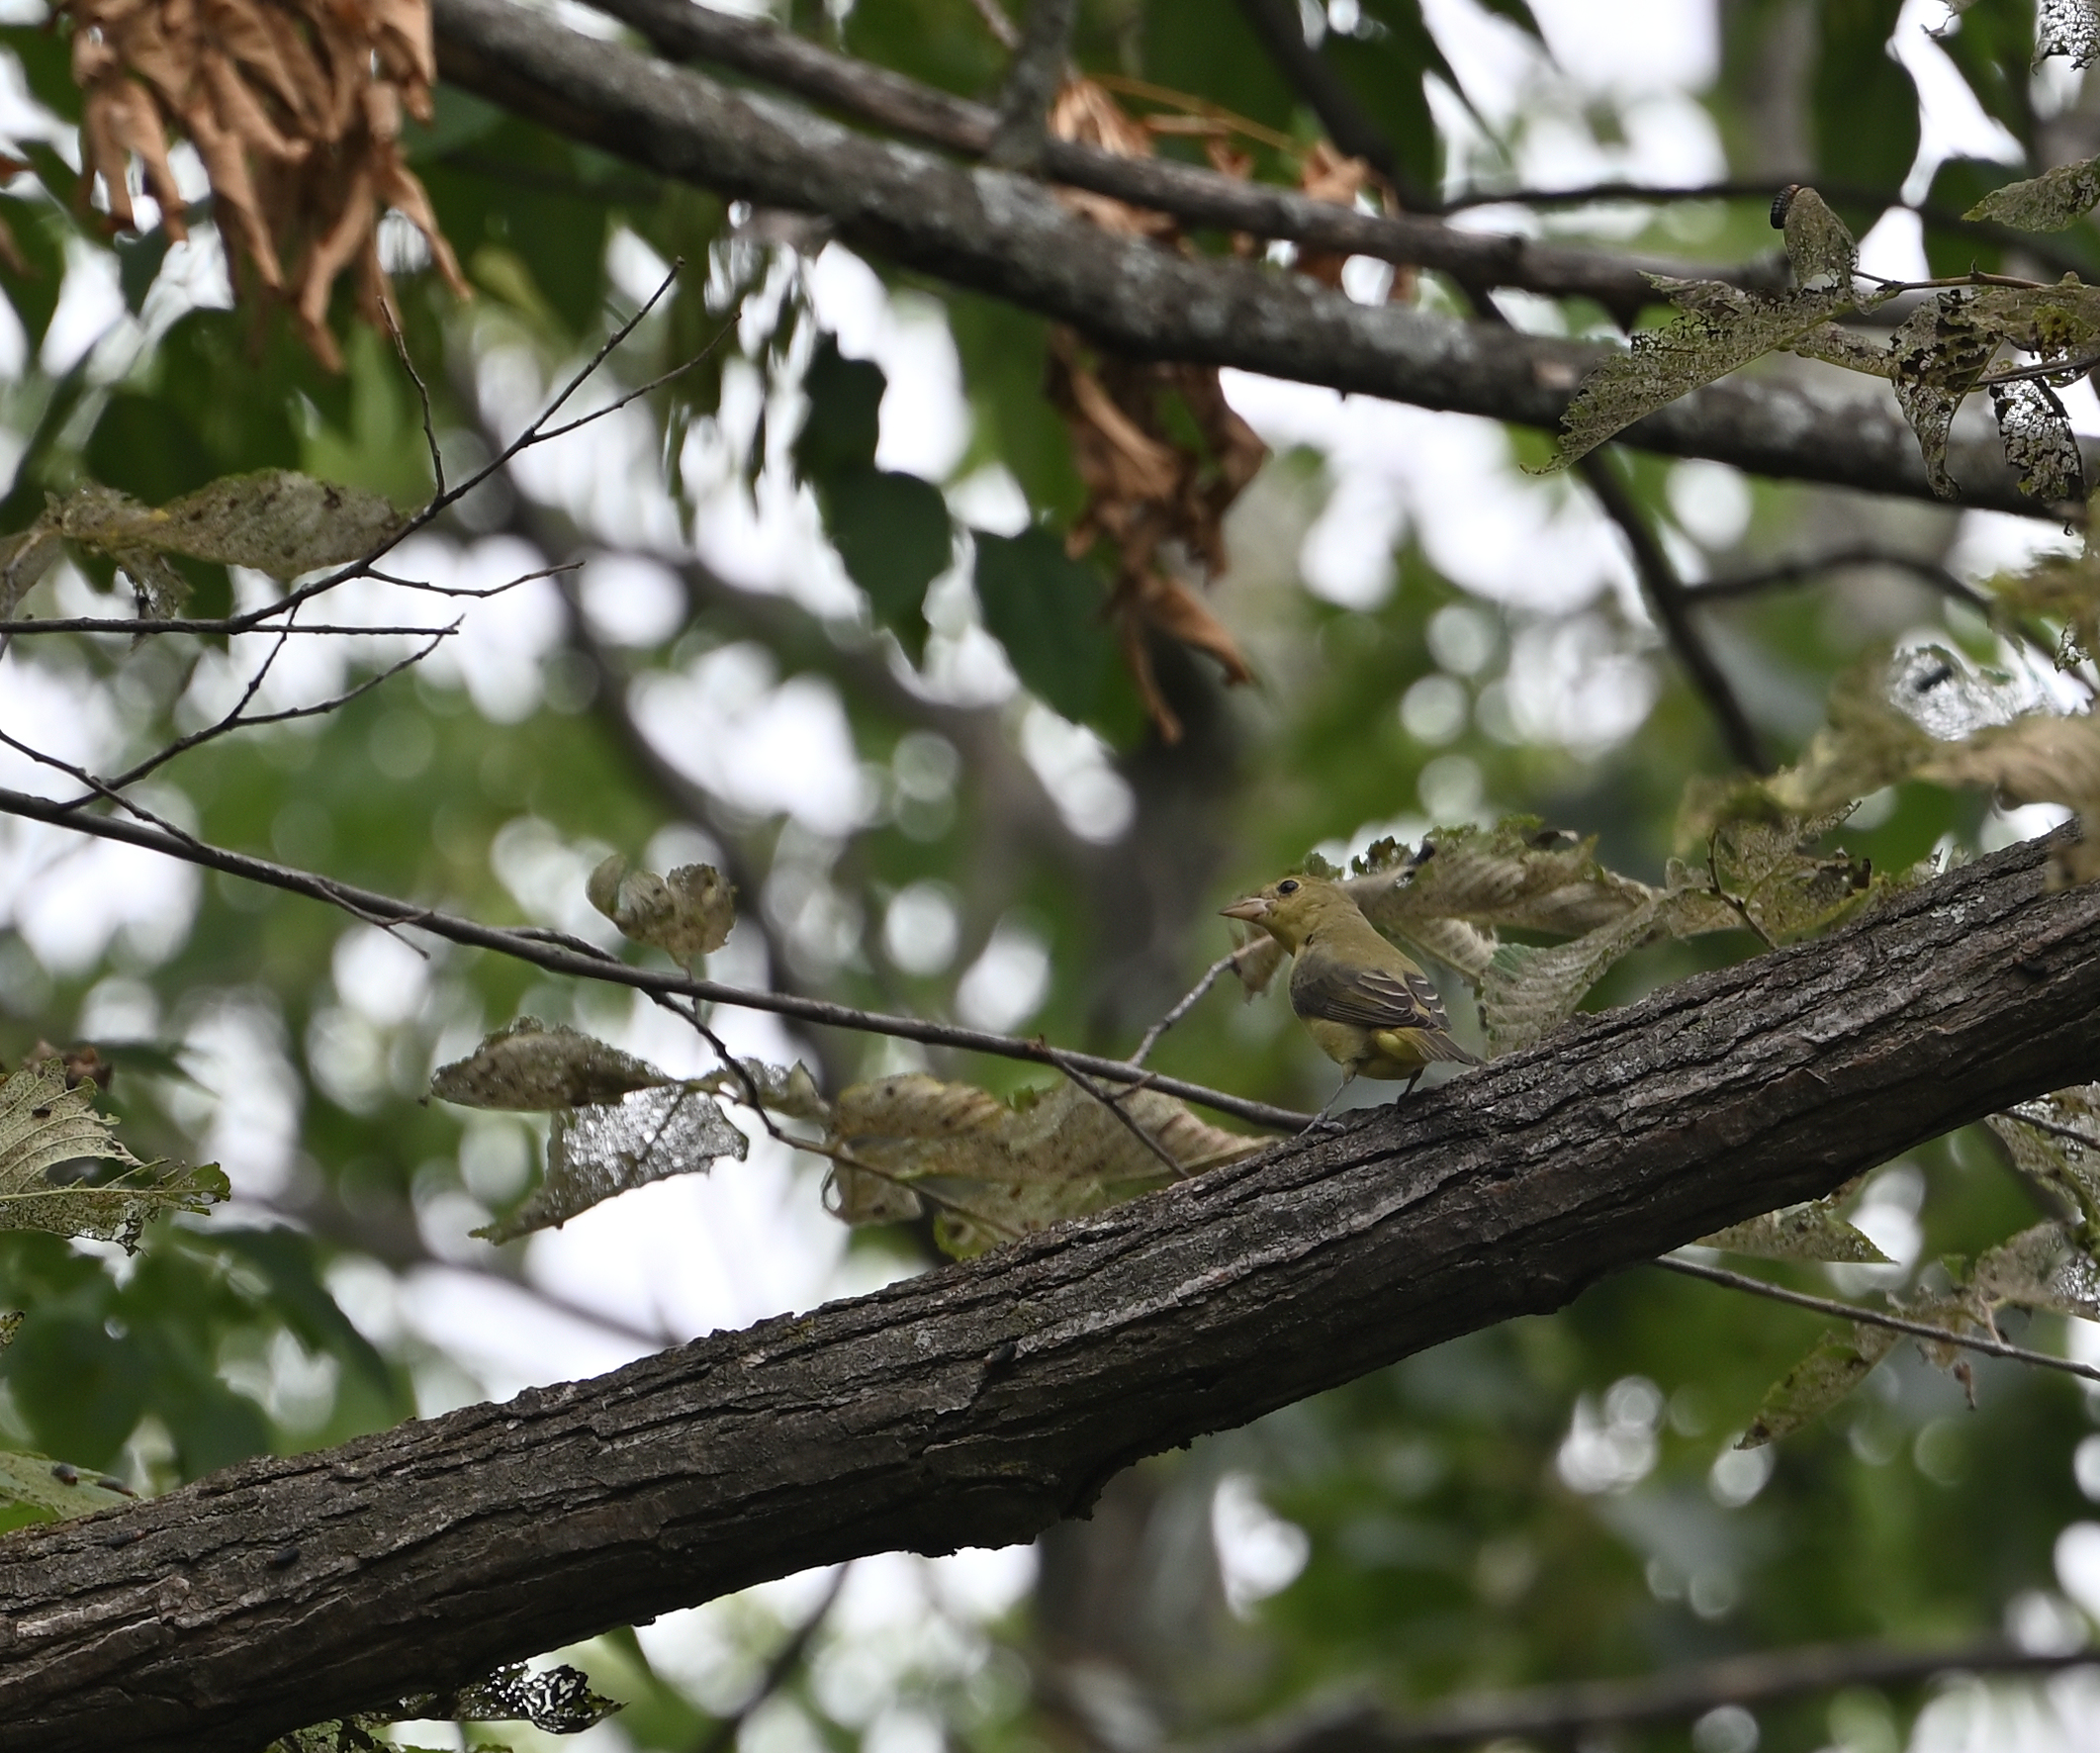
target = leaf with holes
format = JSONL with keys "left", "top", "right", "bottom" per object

{"left": 429, "top": 1018, "right": 675, "bottom": 1111}
{"left": 588, "top": 857, "right": 737, "bottom": 964}
{"left": 474, "top": 1085, "right": 749, "bottom": 1244}
{"left": 0, "top": 1060, "right": 227, "bottom": 1250}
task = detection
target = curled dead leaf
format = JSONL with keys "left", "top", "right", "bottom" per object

{"left": 59, "top": 0, "right": 467, "bottom": 368}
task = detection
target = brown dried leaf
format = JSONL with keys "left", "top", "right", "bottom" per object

{"left": 60, "top": 0, "right": 466, "bottom": 367}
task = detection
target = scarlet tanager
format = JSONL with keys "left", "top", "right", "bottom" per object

{"left": 1222, "top": 875, "right": 1478, "bottom": 1123}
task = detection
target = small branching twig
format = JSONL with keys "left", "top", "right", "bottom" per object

{"left": 1656, "top": 1253, "right": 2100, "bottom": 1387}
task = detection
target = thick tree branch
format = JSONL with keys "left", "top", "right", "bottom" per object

{"left": 429, "top": 0, "right": 2064, "bottom": 516}
{"left": 4, "top": 830, "right": 2099, "bottom": 1751}
{"left": 578, "top": 0, "right": 1779, "bottom": 313}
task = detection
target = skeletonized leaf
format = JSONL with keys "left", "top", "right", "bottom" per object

{"left": 1738, "top": 1324, "right": 1900, "bottom": 1448}
{"left": 474, "top": 1085, "right": 749, "bottom": 1243}
{"left": 0, "top": 1312, "right": 18, "bottom": 1353}
{"left": 587, "top": 856, "right": 736, "bottom": 963}
{"left": 1549, "top": 278, "right": 1861, "bottom": 471}
{"left": 0, "top": 1448, "right": 138, "bottom": 1520}
{"left": 1888, "top": 296, "right": 1998, "bottom": 499}
{"left": 826, "top": 1074, "right": 1260, "bottom": 1258}
{"left": 429, "top": 1018, "right": 673, "bottom": 1111}
{"left": 385, "top": 1660, "right": 622, "bottom": 1732}
{"left": 1970, "top": 1221, "right": 2100, "bottom": 1322}
{"left": 2037, "top": 0, "right": 2100, "bottom": 69}
{"left": 1704, "top": 806, "right": 1880, "bottom": 944}
{"left": 1965, "top": 154, "right": 2100, "bottom": 231}
{"left": 697, "top": 1058, "right": 828, "bottom": 1123}
{"left": 1991, "top": 378, "right": 2085, "bottom": 504}
{"left": 1780, "top": 185, "right": 1857, "bottom": 290}
{"left": 0, "top": 1060, "right": 228, "bottom": 1250}
{"left": 1349, "top": 821, "right": 1658, "bottom": 952}
{"left": 1989, "top": 1086, "right": 2100, "bottom": 1243}
{"left": 149, "top": 471, "right": 404, "bottom": 578}
{"left": 1701, "top": 1180, "right": 1889, "bottom": 1262}
{"left": 1481, "top": 889, "right": 1709, "bottom": 1055}
{"left": 1993, "top": 547, "right": 2100, "bottom": 669}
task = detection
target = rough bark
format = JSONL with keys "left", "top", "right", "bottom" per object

{"left": 4, "top": 831, "right": 2099, "bottom": 1752}
{"left": 427, "top": 0, "right": 2071, "bottom": 518}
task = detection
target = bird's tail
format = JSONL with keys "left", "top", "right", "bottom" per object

{"left": 1424, "top": 1031, "right": 1482, "bottom": 1067}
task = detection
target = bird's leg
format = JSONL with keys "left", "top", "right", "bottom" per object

{"left": 1301, "top": 1074, "right": 1355, "bottom": 1136}
{"left": 1403, "top": 1070, "right": 1424, "bottom": 1099}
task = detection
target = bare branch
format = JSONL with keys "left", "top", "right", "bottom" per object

{"left": 1654, "top": 1253, "right": 2100, "bottom": 1386}
{"left": 0, "top": 782, "right": 1311, "bottom": 1131}
{"left": 985, "top": 0, "right": 1076, "bottom": 171}
{"left": 1229, "top": 1636, "right": 2100, "bottom": 1752}
{"left": 1130, "top": 948, "right": 1250, "bottom": 1068}
{"left": 1580, "top": 451, "right": 1769, "bottom": 773}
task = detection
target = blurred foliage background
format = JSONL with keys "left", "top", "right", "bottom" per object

{"left": 4, "top": 0, "right": 2100, "bottom": 1749}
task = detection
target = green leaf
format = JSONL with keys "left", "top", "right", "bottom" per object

{"left": 2035, "top": 0, "right": 2100, "bottom": 68}
{"left": 384, "top": 1659, "right": 622, "bottom": 1732}
{"left": 1811, "top": 0, "right": 1920, "bottom": 190}
{"left": 475, "top": 1086, "right": 749, "bottom": 1243}
{"left": 1700, "top": 1180, "right": 1890, "bottom": 1262}
{"left": 429, "top": 1018, "right": 674, "bottom": 1111}
{"left": 973, "top": 526, "right": 1113, "bottom": 723}
{"left": 1739, "top": 1323, "right": 1900, "bottom": 1447}
{"left": 1548, "top": 278, "right": 1864, "bottom": 471}
{"left": 1965, "top": 154, "right": 2100, "bottom": 231}
{"left": 824, "top": 466, "right": 953, "bottom": 661}
{"left": 0, "top": 1061, "right": 227, "bottom": 1250}
{"left": 1991, "top": 377, "right": 2085, "bottom": 504}
{"left": 0, "top": 1448, "right": 137, "bottom": 1521}
{"left": 795, "top": 334, "right": 884, "bottom": 480}
{"left": 1989, "top": 1087, "right": 2100, "bottom": 1245}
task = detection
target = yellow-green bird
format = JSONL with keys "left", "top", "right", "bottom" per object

{"left": 1223, "top": 875, "right": 1478, "bottom": 1124}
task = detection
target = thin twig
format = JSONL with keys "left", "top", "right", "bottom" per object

{"left": 0, "top": 618, "right": 467, "bottom": 637}
{"left": 0, "top": 784, "right": 1314, "bottom": 1131}
{"left": 1042, "top": 1045, "right": 1191, "bottom": 1179}
{"left": 381, "top": 299, "right": 447, "bottom": 500}
{"left": 1131, "top": 948, "right": 1249, "bottom": 1067}
{"left": 1579, "top": 450, "right": 1769, "bottom": 774}
{"left": 1654, "top": 1253, "right": 2100, "bottom": 1386}
{"left": 690, "top": 1566, "right": 850, "bottom": 1753}
{"left": 69, "top": 629, "right": 451, "bottom": 806}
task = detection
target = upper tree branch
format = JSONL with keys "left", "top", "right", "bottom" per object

{"left": 986, "top": 0, "right": 1077, "bottom": 169}
{"left": 428, "top": 0, "right": 2067, "bottom": 518}
{"left": 578, "top": 0, "right": 1781, "bottom": 313}
{"left": 4, "top": 830, "right": 2099, "bottom": 1751}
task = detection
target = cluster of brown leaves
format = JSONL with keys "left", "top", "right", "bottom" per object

{"left": 62, "top": 0, "right": 467, "bottom": 367}
{"left": 1044, "top": 78, "right": 1389, "bottom": 738}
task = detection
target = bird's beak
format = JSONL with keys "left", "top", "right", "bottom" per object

{"left": 1220, "top": 896, "right": 1269, "bottom": 923}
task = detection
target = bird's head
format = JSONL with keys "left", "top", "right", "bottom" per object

{"left": 1220, "top": 874, "right": 1348, "bottom": 952}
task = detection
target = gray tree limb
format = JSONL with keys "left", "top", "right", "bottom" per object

{"left": 578, "top": 0, "right": 1785, "bottom": 313}
{"left": 3, "top": 828, "right": 2098, "bottom": 1751}
{"left": 428, "top": 0, "right": 2068, "bottom": 518}
{"left": 1229, "top": 1635, "right": 2099, "bottom": 1750}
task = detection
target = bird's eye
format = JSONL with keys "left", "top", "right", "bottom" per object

{"left": 1277, "top": 878, "right": 1300, "bottom": 894}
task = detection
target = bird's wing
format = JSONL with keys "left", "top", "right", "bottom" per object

{"left": 1290, "top": 949, "right": 1449, "bottom": 1033}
